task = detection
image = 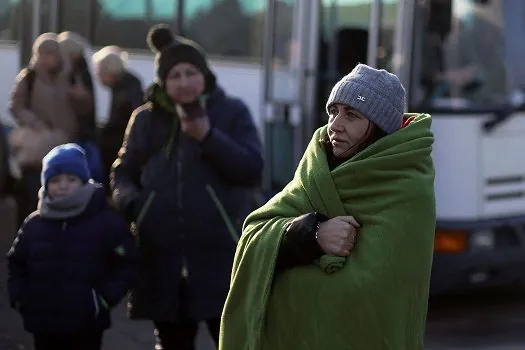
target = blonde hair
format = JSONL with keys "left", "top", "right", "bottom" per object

{"left": 32, "top": 32, "right": 60, "bottom": 56}
{"left": 57, "top": 31, "right": 89, "bottom": 56}
{"left": 30, "top": 32, "right": 64, "bottom": 68}
{"left": 92, "top": 46, "right": 128, "bottom": 75}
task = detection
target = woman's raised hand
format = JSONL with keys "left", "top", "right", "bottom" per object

{"left": 316, "top": 216, "right": 360, "bottom": 256}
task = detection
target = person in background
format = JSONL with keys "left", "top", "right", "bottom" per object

{"left": 57, "top": 31, "right": 97, "bottom": 142}
{"left": 6, "top": 143, "right": 138, "bottom": 350}
{"left": 9, "top": 32, "right": 92, "bottom": 224}
{"left": 58, "top": 31, "right": 104, "bottom": 184}
{"left": 111, "top": 24, "right": 263, "bottom": 350}
{"left": 92, "top": 46, "right": 143, "bottom": 192}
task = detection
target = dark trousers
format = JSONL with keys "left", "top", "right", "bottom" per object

{"left": 153, "top": 279, "right": 221, "bottom": 350}
{"left": 154, "top": 318, "right": 220, "bottom": 350}
{"left": 33, "top": 332, "right": 103, "bottom": 350}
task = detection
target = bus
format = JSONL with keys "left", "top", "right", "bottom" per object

{"left": 1, "top": 0, "right": 524, "bottom": 294}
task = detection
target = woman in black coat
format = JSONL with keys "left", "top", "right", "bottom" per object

{"left": 111, "top": 25, "right": 263, "bottom": 350}
{"left": 92, "top": 46, "right": 143, "bottom": 192}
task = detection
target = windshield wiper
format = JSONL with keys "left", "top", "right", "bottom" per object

{"left": 483, "top": 90, "right": 525, "bottom": 132}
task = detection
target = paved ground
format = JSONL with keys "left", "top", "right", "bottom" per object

{"left": 0, "top": 262, "right": 216, "bottom": 350}
{"left": 1, "top": 196, "right": 524, "bottom": 350}
{"left": 424, "top": 288, "right": 525, "bottom": 350}
{"left": 0, "top": 196, "right": 215, "bottom": 350}
{"left": 0, "top": 261, "right": 215, "bottom": 350}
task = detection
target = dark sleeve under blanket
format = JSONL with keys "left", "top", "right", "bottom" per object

{"left": 275, "top": 212, "right": 327, "bottom": 272}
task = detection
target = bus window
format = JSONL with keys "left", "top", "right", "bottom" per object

{"left": 374, "top": 0, "right": 398, "bottom": 71}
{"left": 0, "top": 0, "right": 19, "bottom": 42}
{"left": 320, "top": 0, "right": 398, "bottom": 77}
{"left": 316, "top": 0, "right": 398, "bottom": 127}
{"left": 182, "top": 0, "right": 272, "bottom": 61}
{"left": 92, "top": 0, "right": 177, "bottom": 50}
{"left": 413, "top": 0, "right": 514, "bottom": 110}
{"left": 335, "top": 28, "right": 368, "bottom": 82}
{"left": 91, "top": 0, "right": 273, "bottom": 61}
{"left": 58, "top": 0, "right": 96, "bottom": 40}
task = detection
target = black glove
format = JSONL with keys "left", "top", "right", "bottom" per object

{"left": 175, "top": 99, "right": 206, "bottom": 119}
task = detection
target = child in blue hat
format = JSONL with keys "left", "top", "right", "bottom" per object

{"left": 6, "top": 143, "right": 138, "bottom": 350}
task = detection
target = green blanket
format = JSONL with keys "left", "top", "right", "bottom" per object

{"left": 219, "top": 114, "right": 436, "bottom": 350}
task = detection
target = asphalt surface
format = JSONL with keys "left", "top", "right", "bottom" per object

{"left": 0, "top": 196, "right": 524, "bottom": 350}
{"left": 425, "top": 287, "right": 525, "bottom": 350}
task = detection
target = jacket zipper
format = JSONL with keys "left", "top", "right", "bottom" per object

{"left": 206, "top": 184, "right": 239, "bottom": 243}
{"left": 91, "top": 289, "right": 100, "bottom": 318}
{"left": 136, "top": 191, "right": 156, "bottom": 232}
{"left": 59, "top": 221, "right": 67, "bottom": 314}
{"left": 177, "top": 140, "right": 187, "bottom": 277}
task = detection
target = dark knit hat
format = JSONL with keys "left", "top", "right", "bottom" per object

{"left": 326, "top": 64, "right": 406, "bottom": 134}
{"left": 147, "top": 24, "right": 216, "bottom": 93}
{"left": 41, "top": 143, "right": 91, "bottom": 190}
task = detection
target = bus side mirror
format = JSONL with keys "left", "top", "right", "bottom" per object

{"left": 427, "top": 0, "right": 452, "bottom": 38}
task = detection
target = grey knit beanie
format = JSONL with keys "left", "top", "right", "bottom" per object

{"left": 326, "top": 64, "right": 406, "bottom": 134}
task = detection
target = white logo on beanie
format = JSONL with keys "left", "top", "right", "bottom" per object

{"left": 357, "top": 95, "right": 366, "bottom": 102}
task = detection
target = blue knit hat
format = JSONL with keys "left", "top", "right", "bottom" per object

{"left": 41, "top": 143, "right": 91, "bottom": 189}
{"left": 326, "top": 64, "right": 406, "bottom": 134}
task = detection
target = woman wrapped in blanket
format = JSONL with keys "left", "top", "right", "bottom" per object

{"left": 220, "top": 64, "right": 436, "bottom": 350}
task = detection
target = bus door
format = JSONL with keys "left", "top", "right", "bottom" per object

{"left": 261, "top": 0, "right": 400, "bottom": 191}
{"left": 316, "top": 0, "right": 401, "bottom": 128}
{"left": 261, "top": 0, "right": 319, "bottom": 191}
